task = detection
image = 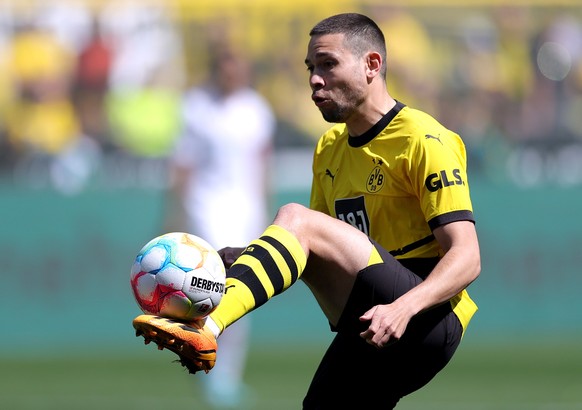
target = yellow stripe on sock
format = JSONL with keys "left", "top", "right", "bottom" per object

{"left": 262, "top": 225, "right": 307, "bottom": 274}
{"left": 209, "top": 277, "right": 254, "bottom": 332}
{"left": 235, "top": 253, "right": 275, "bottom": 297}
{"left": 254, "top": 237, "right": 295, "bottom": 289}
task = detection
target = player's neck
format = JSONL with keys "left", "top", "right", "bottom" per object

{"left": 346, "top": 95, "right": 396, "bottom": 138}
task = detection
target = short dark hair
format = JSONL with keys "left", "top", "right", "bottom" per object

{"left": 309, "top": 13, "right": 387, "bottom": 78}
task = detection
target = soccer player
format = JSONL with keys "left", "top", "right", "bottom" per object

{"left": 134, "top": 12, "right": 481, "bottom": 408}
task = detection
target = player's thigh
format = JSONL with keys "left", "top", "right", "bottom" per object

{"left": 397, "top": 308, "right": 463, "bottom": 397}
{"left": 274, "top": 203, "right": 373, "bottom": 276}
{"left": 275, "top": 204, "right": 376, "bottom": 323}
{"left": 302, "top": 332, "right": 401, "bottom": 409}
{"left": 334, "top": 252, "right": 427, "bottom": 333}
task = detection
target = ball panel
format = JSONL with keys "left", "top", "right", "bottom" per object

{"left": 173, "top": 242, "right": 204, "bottom": 270}
{"left": 132, "top": 271, "right": 157, "bottom": 302}
{"left": 155, "top": 264, "right": 186, "bottom": 289}
{"left": 140, "top": 245, "right": 170, "bottom": 273}
{"left": 205, "top": 251, "right": 228, "bottom": 280}
{"left": 190, "top": 297, "right": 217, "bottom": 317}
{"left": 183, "top": 267, "right": 225, "bottom": 305}
{"left": 158, "top": 290, "right": 193, "bottom": 319}
{"left": 130, "top": 260, "right": 142, "bottom": 278}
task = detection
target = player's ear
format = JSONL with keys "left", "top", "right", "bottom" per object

{"left": 365, "top": 51, "right": 383, "bottom": 80}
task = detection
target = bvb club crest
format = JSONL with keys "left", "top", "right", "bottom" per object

{"left": 367, "top": 165, "right": 385, "bottom": 193}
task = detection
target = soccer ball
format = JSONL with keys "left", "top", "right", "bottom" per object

{"left": 130, "top": 232, "right": 226, "bottom": 321}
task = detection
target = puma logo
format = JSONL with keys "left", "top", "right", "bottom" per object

{"left": 325, "top": 168, "right": 336, "bottom": 183}
{"left": 425, "top": 134, "right": 443, "bottom": 144}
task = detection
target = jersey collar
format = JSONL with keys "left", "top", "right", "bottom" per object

{"left": 348, "top": 101, "right": 405, "bottom": 147}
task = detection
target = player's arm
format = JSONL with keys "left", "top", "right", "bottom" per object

{"left": 360, "top": 219, "right": 480, "bottom": 348}
{"left": 397, "top": 219, "right": 480, "bottom": 315}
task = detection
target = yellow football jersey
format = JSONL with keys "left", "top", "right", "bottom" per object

{"left": 310, "top": 101, "right": 477, "bottom": 331}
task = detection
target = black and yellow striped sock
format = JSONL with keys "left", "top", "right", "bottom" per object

{"left": 208, "top": 225, "right": 307, "bottom": 333}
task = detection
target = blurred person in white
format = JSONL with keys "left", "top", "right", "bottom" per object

{"left": 167, "top": 42, "right": 276, "bottom": 409}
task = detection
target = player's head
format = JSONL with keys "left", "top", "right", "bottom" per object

{"left": 305, "top": 13, "right": 387, "bottom": 124}
{"left": 309, "top": 13, "right": 387, "bottom": 79}
{"left": 208, "top": 44, "right": 251, "bottom": 96}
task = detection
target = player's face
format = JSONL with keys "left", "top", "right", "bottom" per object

{"left": 305, "top": 33, "right": 368, "bottom": 124}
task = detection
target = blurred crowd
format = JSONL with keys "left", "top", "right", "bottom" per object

{"left": 0, "top": 1, "right": 581, "bottom": 192}
{"left": 0, "top": 0, "right": 186, "bottom": 193}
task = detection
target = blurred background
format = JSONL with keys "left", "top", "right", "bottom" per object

{"left": 1, "top": 0, "right": 581, "bottom": 409}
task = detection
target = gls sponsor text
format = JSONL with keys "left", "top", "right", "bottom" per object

{"left": 425, "top": 169, "right": 464, "bottom": 192}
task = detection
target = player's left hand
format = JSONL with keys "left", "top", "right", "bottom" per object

{"left": 358, "top": 302, "right": 414, "bottom": 349}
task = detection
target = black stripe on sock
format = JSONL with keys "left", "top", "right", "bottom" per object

{"left": 228, "top": 263, "right": 269, "bottom": 307}
{"left": 226, "top": 235, "right": 300, "bottom": 309}
{"left": 260, "top": 235, "right": 300, "bottom": 283}
{"left": 249, "top": 244, "right": 285, "bottom": 295}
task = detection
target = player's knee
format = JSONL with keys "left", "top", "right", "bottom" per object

{"left": 274, "top": 203, "right": 310, "bottom": 232}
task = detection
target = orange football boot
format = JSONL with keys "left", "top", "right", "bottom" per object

{"left": 133, "top": 314, "right": 217, "bottom": 374}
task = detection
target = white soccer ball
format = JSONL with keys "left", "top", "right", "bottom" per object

{"left": 130, "top": 232, "right": 226, "bottom": 321}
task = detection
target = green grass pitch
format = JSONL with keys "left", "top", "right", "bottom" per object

{"left": 2, "top": 341, "right": 581, "bottom": 409}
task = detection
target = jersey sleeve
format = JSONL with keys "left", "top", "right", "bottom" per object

{"left": 407, "top": 129, "right": 474, "bottom": 230}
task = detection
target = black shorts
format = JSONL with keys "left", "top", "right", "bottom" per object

{"left": 302, "top": 240, "right": 463, "bottom": 409}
